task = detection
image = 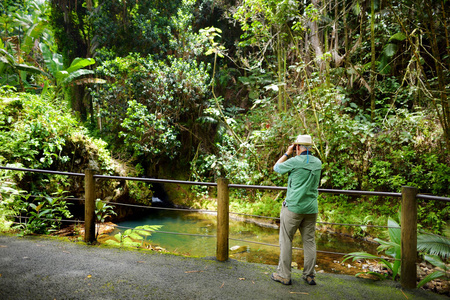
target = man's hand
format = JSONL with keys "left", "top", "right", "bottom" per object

{"left": 286, "top": 144, "right": 295, "bottom": 156}
{"left": 274, "top": 144, "right": 295, "bottom": 168}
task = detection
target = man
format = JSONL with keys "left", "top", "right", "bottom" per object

{"left": 271, "top": 134, "right": 322, "bottom": 286}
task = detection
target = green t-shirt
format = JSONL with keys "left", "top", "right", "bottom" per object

{"left": 274, "top": 154, "right": 322, "bottom": 214}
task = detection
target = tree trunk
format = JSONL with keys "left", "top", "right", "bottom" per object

{"left": 344, "top": 5, "right": 348, "bottom": 55}
{"left": 50, "top": 0, "right": 90, "bottom": 121}
{"left": 310, "top": 0, "right": 325, "bottom": 71}
{"left": 277, "top": 34, "right": 284, "bottom": 112}
{"left": 387, "top": 1, "right": 448, "bottom": 148}
{"left": 71, "top": 85, "right": 87, "bottom": 121}
{"left": 359, "top": 1, "right": 366, "bottom": 63}
{"left": 440, "top": 0, "right": 450, "bottom": 69}
{"left": 324, "top": 28, "right": 330, "bottom": 87}
{"left": 370, "top": 0, "right": 376, "bottom": 121}
{"left": 426, "top": 3, "right": 450, "bottom": 148}
{"left": 304, "top": 31, "right": 312, "bottom": 75}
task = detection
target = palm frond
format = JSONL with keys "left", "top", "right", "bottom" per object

{"left": 417, "top": 233, "right": 450, "bottom": 259}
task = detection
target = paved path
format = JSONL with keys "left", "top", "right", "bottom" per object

{"left": 0, "top": 235, "right": 445, "bottom": 299}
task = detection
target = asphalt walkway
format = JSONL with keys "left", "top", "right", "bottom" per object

{"left": 0, "top": 235, "right": 445, "bottom": 299}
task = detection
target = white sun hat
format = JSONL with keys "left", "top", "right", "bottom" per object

{"left": 294, "top": 134, "right": 313, "bottom": 146}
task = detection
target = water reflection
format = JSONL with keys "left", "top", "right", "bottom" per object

{"left": 109, "top": 209, "right": 379, "bottom": 275}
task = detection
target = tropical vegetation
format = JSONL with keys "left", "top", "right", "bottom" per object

{"left": 0, "top": 0, "right": 449, "bottom": 282}
{"left": 343, "top": 217, "right": 450, "bottom": 288}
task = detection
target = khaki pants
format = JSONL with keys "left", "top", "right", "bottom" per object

{"left": 276, "top": 205, "right": 317, "bottom": 280}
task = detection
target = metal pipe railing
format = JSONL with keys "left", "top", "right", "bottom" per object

{"left": 2, "top": 165, "right": 447, "bottom": 200}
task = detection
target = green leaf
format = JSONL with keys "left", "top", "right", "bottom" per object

{"left": 389, "top": 32, "right": 407, "bottom": 42}
{"left": 124, "top": 229, "right": 134, "bottom": 236}
{"left": 417, "top": 234, "right": 450, "bottom": 259}
{"left": 135, "top": 230, "right": 152, "bottom": 237}
{"left": 105, "top": 239, "right": 121, "bottom": 246}
{"left": 417, "top": 271, "right": 446, "bottom": 288}
{"left": 238, "top": 76, "right": 251, "bottom": 84}
{"left": 22, "top": 22, "right": 46, "bottom": 53}
{"left": 343, "top": 252, "right": 393, "bottom": 273}
{"left": 96, "top": 201, "right": 105, "bottom": 210}
{"left": 0, "top": 49, "right": 15, "bottom": 65}
{"left": 128, "top": 232, "right": 144, "bottom": 240}
{"left": 66, "top": 58, "right": 95, "bottom": 73}
{"left": 0, "top": 56, "right": 10, "bottom": 65}
{"left": 61, "top": 69, "right": 94, "bottom": 85}
{"left": 14, "top": 64, "right": 47, "bottom": 76}
{"left": 383, "top": 43, "right": 398, "bottom": 58}
{"left": 136, "top": 225, "right": 162, "bottom": 231}
{"left": 387, "top": 218, "right": 401, "bottom": 245}
{"left": 134, "top": 225, "right": 162, "bottom": 236}
{"left": 55, "top": 70, "right": 69, "bottom": 81}
{"left": 355, "top": 271, "right": 387, "bottom": 280}
{"left": 423, "top": 254, "right": 447, "bottom": 269}
{"left": 40, "top": 209, "right": 51, "bottom": 215}
{"left": 122, "top": 237, "right": 141, "bottom": 247}
{"left": 114, "top": 232, "right": 123, "bottom": 241}
{"left": 343, "top": 252, "right": 381, "bottom": 262}
{"left": 391, "top": 255, "right": 401, "bottom": 278}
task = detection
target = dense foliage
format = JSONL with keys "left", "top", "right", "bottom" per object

{"left": 0, "top": 0, "right": 449, "bottom": 235}
{"left": 90, "top": 53, "right": 212, "bottom": 170}
{"left": 0, "top": 90, "right": 119, "bottom": 233}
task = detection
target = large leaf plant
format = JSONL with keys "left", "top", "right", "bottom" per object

{"left": 343, "top": 218, "right": 401, "bottom": 280}
{"left": 39, "top": 43, "right": 104, "bottom": 98}
{"left": 343, "top": 216, "right": 450, "bottom": 287}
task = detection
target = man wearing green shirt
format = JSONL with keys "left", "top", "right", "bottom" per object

{"left": 271, "top": 135, "right": 322, "bottom": 286}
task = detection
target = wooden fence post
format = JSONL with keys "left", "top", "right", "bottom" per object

{"left": 401, "top": 186, "right": 418, "bottom": 289}
{"left": 84, "top": 169, "right": 96, "bottom": 244}
{"left": 216, "top": 178, "right": 229, "bottom": 262}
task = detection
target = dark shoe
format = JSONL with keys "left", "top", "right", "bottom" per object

{"left": 303, "top": 275, "right": 316, "bottom": 285}
{"left": 271, "top": 273, "right": 292, "bottom": 285}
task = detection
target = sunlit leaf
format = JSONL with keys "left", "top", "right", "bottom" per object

{"left": 389, "top": 32, "right": 407, "bottom": 42}
{"left": 66, "top": 58, "right": 96, "bottom": 73}
{"left": 128, "top": 232, "right": 144, "bottom": 240}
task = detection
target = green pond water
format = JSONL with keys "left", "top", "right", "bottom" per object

{"left": 109, "top": 209, "right": 379, "bottom": 275}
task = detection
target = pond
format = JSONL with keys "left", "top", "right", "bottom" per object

{"left": 108, "top": 209, "right": 380, "bottom": 276}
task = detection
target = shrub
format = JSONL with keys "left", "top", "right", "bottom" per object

{"left": 91, "top": 53, "right": 211, "bottom": 164}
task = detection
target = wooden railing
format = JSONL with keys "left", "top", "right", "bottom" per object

{"left": 1, "top": 165, "right": 449, "bottom": 289}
